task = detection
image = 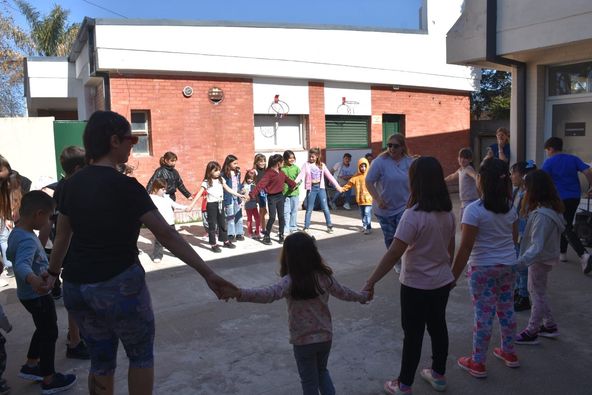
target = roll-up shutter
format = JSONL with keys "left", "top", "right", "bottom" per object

{"left": 325, "top": 116, "right": 369, "bottom": 149}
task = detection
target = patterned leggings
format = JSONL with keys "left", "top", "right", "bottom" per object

{"left": 468, "top": 265, "right": 517, "bottom": 364}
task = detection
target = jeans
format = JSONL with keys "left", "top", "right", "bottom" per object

{"left": 561, "top": 198, "right": 586, "bottom": 256}
{"left": 375, "top": 211, "right": 404, "bottom": 248}
{"left": 266, "top": 193, "right": 285, "bottom": 236}
{"left": 20, "top": 295, "right": 58, "bottom": 376}
{"left": 304, "top": 184, "right": 332, "bottom": 229}
{"left": 293, "top": 341, "right": 335, "bottom": 395}
{"left": 0, "top": 222, "right": 11, "bottom": 269}
{"left": 225, "top": 198, "right": 244, "bottom": 237}
{"left": 331, "top": 189, "right": 352, "bottom": 206}
{"left": 284, "top": 195, "right": 299, "bottom": 234}
{"left": 399, "top": 284, "right": 450, "bottom": 386}
{"left": 360, "top": 205, "right": 372, "bottom": 230}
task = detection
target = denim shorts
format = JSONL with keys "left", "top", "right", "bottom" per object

{"left": 63, "top": 264, "right": 155, "bottom": 375}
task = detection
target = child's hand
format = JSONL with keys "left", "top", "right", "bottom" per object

{"left": 362, "top": 282, "right": 375, "bottom": 302}
{"left": 27, "top": 273, "right": 50, "bottom": 295}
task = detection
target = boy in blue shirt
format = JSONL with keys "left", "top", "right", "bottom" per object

{"left": 7, "top": 191, "right": 76, "bottom": 394}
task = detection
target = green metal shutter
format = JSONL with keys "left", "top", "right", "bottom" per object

{"left": 325, "top": 116, "right": 369, "bottom": 149}
{"left": 53, "top": 121, "right": 86, "bottom": 178}
{"left": 382, "top": 121, "right": 400, "bottom": 148}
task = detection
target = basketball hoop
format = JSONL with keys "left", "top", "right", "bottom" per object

{"left": 336, "top": 96, "right": 359, "bottom": 115}
{"left": 269, "top": 94, "right": 290, "bottom": 119}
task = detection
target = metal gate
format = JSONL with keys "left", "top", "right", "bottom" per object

{"left": 53, "top": 121, "right": 85, "bottom": 178}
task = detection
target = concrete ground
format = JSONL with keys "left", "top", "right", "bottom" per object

{"left": 1, "top": 194, "right": 591, "bottom": 394}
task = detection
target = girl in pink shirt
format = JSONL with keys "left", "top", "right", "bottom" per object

{"left": 234, "top": 232, "right": 368, "bottom": 395}
{"left": 365, "top": 157, "right": 456, "bottom": 395}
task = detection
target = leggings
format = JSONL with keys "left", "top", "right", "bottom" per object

{"left": 265, "top": 193, "right": 285, "bottom": 236}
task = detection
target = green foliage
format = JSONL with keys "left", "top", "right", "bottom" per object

{"left": 471, "top": 69, "right": 511, "bottom": 120}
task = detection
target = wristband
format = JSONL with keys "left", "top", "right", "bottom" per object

{"left": 47, "top": 268, "right": 60, "bottom": 277}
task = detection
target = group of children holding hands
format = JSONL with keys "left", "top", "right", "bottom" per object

{"left": 0, "top": 135, "right": 579, "bottom": 395}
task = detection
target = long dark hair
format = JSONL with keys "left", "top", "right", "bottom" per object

{"left": 159, "top": 151, "right": 178, "bottom": 167}
{"left": 222, "top": 154, "right": 238, "bottom": 178}
{"left": 280, "top": 232, "right": 333, "bottom": 300}
{"left": 521, "top": 170, "right": 564, "bottom": 216}
{"left": 407, "top": 157, "right": 452, "bottom": 212}
{"left": 479, "top": 158, "right": 512, "bottom": 214}
{"left": 0, "top": 155, "right": 12, "bottom": 220}
{"left": 283, "top": 150, "right": 295, "bottom": 166}
{"left": 203, "top": 161, "right": 221, "bottom": 187}
{"left": 267, "top": 154, "right": 284, "bottom": 170}
{"left": 83, "top": 111, "right": 131, "bottom": 164}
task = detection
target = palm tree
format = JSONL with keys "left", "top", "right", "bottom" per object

{"left": 15, "top": 0, "right": 79, "bottom": 56}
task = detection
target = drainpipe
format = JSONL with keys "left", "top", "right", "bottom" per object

{"left": 486, "top": 0, "right": 526, "bottom": 161}
{"left": 87, "top": 20, "right": 111, "bottom": 111}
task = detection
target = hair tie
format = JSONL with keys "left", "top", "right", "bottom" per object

{"left": 526, "top": 160, "right": 536, "bottom": 169}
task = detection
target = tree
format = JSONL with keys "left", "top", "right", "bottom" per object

{"left": 471, "top": 69, "right": 511, "bottom": 120}
{"left": 15, "top": 0, "right": 79, "bottom": 56}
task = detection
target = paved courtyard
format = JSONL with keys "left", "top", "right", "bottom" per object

{"left": 1, "top": 194, "right": 591, "bottom": 394}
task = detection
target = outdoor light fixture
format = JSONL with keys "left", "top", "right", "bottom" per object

{"left": 208, "top": 87, "right": 224, "bottom": 104}
{"left": 182, "top": 86, "right": 193, "bottom": 97}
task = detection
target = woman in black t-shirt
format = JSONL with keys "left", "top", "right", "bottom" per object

{"left": 46, "top": 111, "right": 237, "bottom": 395}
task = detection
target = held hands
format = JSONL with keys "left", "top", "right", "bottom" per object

{"left": 361, "top": 281, "right": 375, "bottom": 302}
{"left": 205, "top": 273, "right": 239, "bottom": 301}
{"left": 28, "top": 273, "right": 52, "bottom": 295}
{"left": 377, "top": 198, "right": 387, "bottom": 209}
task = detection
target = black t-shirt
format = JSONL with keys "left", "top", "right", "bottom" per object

{"left": 59, "top": 166, "right": 156, "bottom": 283}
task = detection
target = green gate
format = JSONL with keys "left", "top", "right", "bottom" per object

{"left": 53, "top": 121, "right": 85, "bottom": 178}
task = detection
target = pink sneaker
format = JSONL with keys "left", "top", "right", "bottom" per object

{"left": 493, "top": 347, "right": 520, "bottom": 368}
{"left": 457, "top": 356, "right": 487, "bottom": 378}
{"left": 384, "top": 379, "right": 412, "bottom": 394}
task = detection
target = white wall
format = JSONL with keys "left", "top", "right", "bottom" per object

{"left": 324, "top": 83, "right": 371, "bottom": 116}
{"left": 252, "top": 78, "right": 309, "bottom": 114}
{"left": 0, "top": 117, "right": 57, "bottom": 182}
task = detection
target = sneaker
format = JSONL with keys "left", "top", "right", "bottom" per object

{"left": 394, "top": 261, "right": 402, "bottom": 274}
{"left": 4, "top": 267, "right": 13, "bottom": 278}
{"left": 66, "top": 341, "right": 90, "bottom": 360}
{"left": 363, "top": 229, "right": 371, "bottom": 235}
{"left": 152, "top": 258, "right": 161, "bottom": 263}
{"left": 329, "top": 201, "right": 337, "bottom": 210}
{"left": 41, "top": 373, "right": 77, "bottom": 395}
{"left": 327, "top": 226, "right": 334, "bottom": 234}
{"left": 278, "top": 235, "right": 284, "bottom": 244}
{"left": 419, "top": 369, "right": 447, "bottom": 392}
{"left": 515, "top": 329, "right": 540, "bottom": 345}
{"left": 457, "top": 356, "right": 487, "bottom": 378}
{"left": 262, "top": 236, "right": 272, "bottom": 245}
{"left": 235, "top": 235, "right": 245, "bottom": 241}
{"left": 252, "top": 234, "right": 261, "bottom": 240}
{"left": 514, "top": 296, "right": 531, "bottom": 312}
{"left": 211, "top": 245, "right": 222, "bottom": 253}
{"left": 302, "top": 228, "right": 309, "bottom": 233}
{"left": 493, "top": 347, "right": 520, "bottom": 368}
{"left": 223, "top": 241, "right": 236, "bottom": 249}
{"left": 538, "top": 325, "right": 560, "bottom": 338}
{"left": 583, "top": 254, "right": 592, "bottom": 274}
{"left": 384, "top": 379, "right": 412, "bottom": 394}
{"left": 0, "top": 379, "right": 10, "bottom": 395}
{"left": 343, "top": 202, "right": 351, "bottom": 210}
{"left": 559, "top": 253, "right": 568, "bottom": 262}
{"left": 19, "top": 364, "right": 43, "bottom": 382}
{"left": 228, "top": 235, "right": 235, "bottom": 242}
{"left": 52, "top": 288, "right": 62, "bottom": 300}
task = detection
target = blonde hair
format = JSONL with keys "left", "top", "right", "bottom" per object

{"left": 380, "top": 134, "right": 409, "bottom": 158}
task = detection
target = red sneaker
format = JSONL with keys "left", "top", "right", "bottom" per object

{"left": 457, "top": 356, "right": 487, "bottom": 378}
{"left": 493, "top": 347, "right": 520, "bottom": 368}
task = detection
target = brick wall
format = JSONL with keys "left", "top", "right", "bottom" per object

{"left": 371, "top": 87, "right": 471, "bottom": 175}
{"left": 308, "top": 82, "right": 325, "bottom": 151}
{"left": 95, "top": 80, "right": 105, "bottom": 111}
{"left": 110, "top": 75, "right": 254, "bottom": 200}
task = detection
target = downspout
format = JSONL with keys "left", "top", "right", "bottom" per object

{"left": 87, "top": 20, "right": 111, "bottom": 111}
{"left": 486, "top": 0, "right": 526, "bottom": 161}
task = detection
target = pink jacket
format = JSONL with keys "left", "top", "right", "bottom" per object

{"left": 295, "top": 162, "right": 341, "bottom": 191}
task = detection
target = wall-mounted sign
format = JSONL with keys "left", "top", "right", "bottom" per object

{"left": 372, "top": 115, "right": 383, "bottom": 125}
{"left": 565, "top": 122, "right": 585, "bottom": 136}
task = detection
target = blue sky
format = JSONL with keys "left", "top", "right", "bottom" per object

{"left": 7, "top": 0, "right": 423, "bottom": 31}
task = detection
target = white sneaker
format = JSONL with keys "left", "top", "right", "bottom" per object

{"left": 343, "top": 202, "right": 351, "bottom": 210}
{"left": 153, "top": 258, "right": 161, "bottom": 263}
{"left": 559, "top": 253, "right": 568, "bottom": 262}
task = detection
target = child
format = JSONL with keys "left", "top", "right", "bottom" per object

{"left": 0, "top": 255, "right": 11, "bottom": 395}
{"left": 340, "top": 158, "right": 373, "bottom": 234}
{"left": 222, "top": 155, "right": 245, "bottom": 242}
{"left": 232, "top": 232, "right": 368, "bottom": 395}
{"left": 149, "top": 178, "right": 188, "bottom": 262}
{"left": 242, "top": 170, "right": 261, "bottom": 239}
{"left": 295, "top": 148, "right": 343, "bottom": 233}
{"left": 0, "top": 155, "right": 13, "bottom": 286}
{"left": 330, "top": 153, "right": 355, "bottom": 210}
{"left": 146, "top": 151, "right": 193, "bottom": 201}
{"left": 249, "top": 154, "right": 298, "bottom": 245}
{"left": 6, "top": 191, "right": 77, "bottom": 393}
{"left": 451, "top": 158, "right": 519, "bottom": 378}
{"left": 510, "top": 160, "right": 537, "bottom": 312}
{"left": 445, "top": 148, "right": 478, "bottom": 222}
{"left": 364, "top": 157, "right": 456, "bottom": 394}
{"left": 253, "top": 154, "right": 268, "bottom": 235}
{"left": 514, "top": 170, "right": 565, "bottom": 344}
{"left": 188, "top": 161, "right": 244, "bottom": 252}
{"left": 281, "top": 150, "right": 300, "bottom": 235}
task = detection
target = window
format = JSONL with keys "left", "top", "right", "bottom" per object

{"left": 254, "top": 115, "right": 306, "bottom": 151}
{"left": 130, "top": 110, "right": 151, "bottom": 155}
{"left": 325, "top": 115, "right": 369, "bottom": 149}
{"left": 548, "top": 61, "right": 592, "bottom": 96}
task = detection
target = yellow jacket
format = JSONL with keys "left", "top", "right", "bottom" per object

{"left": 341, "top": 158, "right": 373, "bottom": 206}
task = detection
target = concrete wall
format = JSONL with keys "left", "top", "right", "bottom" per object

{"left": 0, "top": 117, "right": 57, "bottom": 183}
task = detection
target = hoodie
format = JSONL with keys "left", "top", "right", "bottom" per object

{"left": 341, "top": 158, "right": 373, "bottom": 206}
{"left": 517, "top": 207, "right": 566, "bottom": 267}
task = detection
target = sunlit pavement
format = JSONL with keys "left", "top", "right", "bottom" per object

{"left": 2, "top": 194, "right": 591, "bottom": 394}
